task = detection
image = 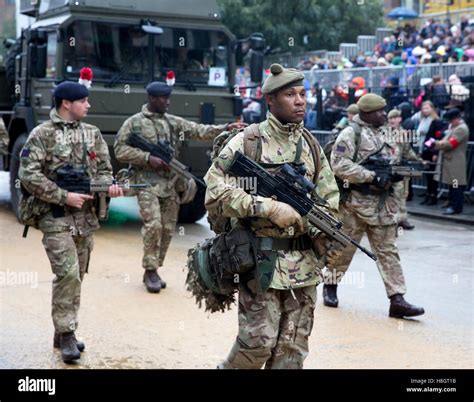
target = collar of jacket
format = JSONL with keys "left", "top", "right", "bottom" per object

{"left": 266, "top": 112, "right": 304, "bottom": 145}
{"left": 50, "top": 108, "right": 81, "bottom": 128}
{"left": 141, "top": 104, "right": 165, "bottom": 120}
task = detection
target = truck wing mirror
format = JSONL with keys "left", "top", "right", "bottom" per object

{"left": 250, "top": 50, "right": 263, "bottom": 83}
{"left": 28, "top": 29, "right": 47, "bottom": 78}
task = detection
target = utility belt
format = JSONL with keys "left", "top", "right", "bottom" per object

{"left": 257, "top": 234, "right": 313, "bottom": 251}
{"left": 348, "top": 183, "right": 388, "bottom": 196}
{"left": 51, "top": 198, "right": 100, "bottom": 219}
{"left": 187, "top": 228, "right": 314, "bottom": 309}
{"left": 140, "top": 169, "right": 173, "bottom": 181}
{"left": 340, "top": 183, "right": 391, "bottom": 211}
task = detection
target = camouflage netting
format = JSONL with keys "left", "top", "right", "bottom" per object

{"left": 185, "top": 246, "right": 237, "bottom": 314}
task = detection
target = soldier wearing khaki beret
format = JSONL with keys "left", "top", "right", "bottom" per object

{"left": 323, "top": 94, "right": 425, "bottom": 319}
{"left": 204, "top": 63, "right": 340, "bottom": 368}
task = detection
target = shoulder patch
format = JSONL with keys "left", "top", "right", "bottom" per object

{"left": 21, "top": 148, "right": 31, "bottom": 157}
{"left": 335, "top": 144, "right": 346, "bottom": 153}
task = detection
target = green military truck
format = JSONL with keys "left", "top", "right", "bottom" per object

{"left": 0, "top": 0, "right": 264, "bottom": 223}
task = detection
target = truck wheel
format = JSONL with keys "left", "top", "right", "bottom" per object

{"left": 5, "top": 40, "right": 21, "bottom": 98}
{"left": 10, "top": 134, "right": 27, "bottom": 219}
{"left": 177, "top": 183, "right": 207, "bottom": 223}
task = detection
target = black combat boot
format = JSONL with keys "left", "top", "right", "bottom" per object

{"left": 441, "top": 199, "right": 451, "bottom": 208}
{"left": 54, "top": 331, "right": 85, "bottom": 352}
{"left": 323, "top": 284, "right": 339, "bottom": 307}
{"left": 426, "top": 195, "right": 438, "bottom": 206}
{"left": 156, "top": 271, "right": 167, "bottom": 289}
{"left": 60, "top": 332, "right": 81, "bottom": 363}
{"left": 389, "top": 294, "right": 425, "bottom": 318}
{"left": 419, "top": 195, "right": 430, "bottom": 205}
{"left": 143, "top": 269, "right": 162, "bottom": 293}
{"left": 398, "top": 220, "right": 415, "bottom": 230}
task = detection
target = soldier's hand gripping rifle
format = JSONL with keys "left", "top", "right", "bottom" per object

{"left": 361, "top": 146, "right": 437, "bottom": 180}
{"left": 126, "top": 132, "right": 205, "bottom": 187}
{"left": 226, "top": 151, "right": 377, "bottom": 261}
{"left": 363, "top": 155, "right": 428, "bottom": 179}
{"left": 53, "top": 164, "right": 148, "bottom": 219}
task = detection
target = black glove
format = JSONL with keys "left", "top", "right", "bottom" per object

{"left": 391, "top": 173, "right": 404, "bottom": 182}
{"left": 372, "top": 172, "right": 391, "bottom": 189}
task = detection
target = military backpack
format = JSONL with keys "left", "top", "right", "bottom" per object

{"left": 323, "top": 121, "right": 362, "bottom": 203}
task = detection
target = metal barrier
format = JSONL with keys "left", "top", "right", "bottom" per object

{"left": 357, "top": 35, "right": 376, "bottom": 55}
{"left": 340, "top": 43, "right": 358, "bottom": 59}
{"left": 265, "top": 50, "right": 328, "bottom": 69}
{"left": 412, "top": 142, "right": 474, "bottom": 198}
{"left": 309, "top": 82, "right": 473, "bottom": 136}
{"left": 304, "top": 62, "right": 474, "bottom": 90}
{"left": 375, "top": 28, "right": 392, "bottom": 45}
{"left": 311, "top": 130, "right": 333, "bottom": 147}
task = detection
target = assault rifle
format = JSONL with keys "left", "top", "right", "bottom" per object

{"left": 126, "top": 133, "right": 205, "bottom": 186}
{"left": 226, "top": 151, "right": 377, "bottom": 261}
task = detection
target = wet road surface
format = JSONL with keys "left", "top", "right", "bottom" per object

{"left": 0, "top": 172, "right": 472, "bottom": 369}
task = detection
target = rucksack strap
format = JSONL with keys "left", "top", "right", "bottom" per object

{"left": 301, "top": 128, "right": 322, "bottom": 184}
{"left": 243, "top": 124, "right": 322, "bottom": 185}
{"left": 242, "top": 123, "right": 262, "bottom": 161}
{"left": 348, "top": 121, "right": 362, "bottom": 162}
{"left": 294, "top": 137, "right": 303, "bottom": 164}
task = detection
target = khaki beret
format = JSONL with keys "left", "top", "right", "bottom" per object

{"left": 261, "top": 63, "right": 305, "bottom": 94}
{"left": 347, "top": 104, "right": 359, "bottom": 115}
{"left": 357, "top": 93, "right": 387, "bottom": 113}
{"left": 387, "top": 109, "right": 402, "bottom": 119}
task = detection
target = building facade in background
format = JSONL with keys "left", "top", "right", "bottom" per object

{"left": 383, "top": 0, "right": 473, "bottom": 22}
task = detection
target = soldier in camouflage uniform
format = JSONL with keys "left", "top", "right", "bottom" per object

{"left": 19, "top": 82, "right": 123, "bottom": 363}
{"left": 323, "top": 94, "right": 425, "bottom": 319}
{"left": 387, "top": 109, "right": 425, "bottom": 230}
{"left": 204, "top": 64, "right": 339, "bottom": 369}
{"left": 0, "top": 117, "right": 8, "bottom": 156}
{"left": 332, "top": 103, "right": 359, "bottom": 137}
{"left": 114, "top": 82, "right": 246, "bottom": 293}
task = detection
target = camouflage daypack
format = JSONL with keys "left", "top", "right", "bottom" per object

{"left": 323, "top": 121, "right": 362, "bottom": 203}
{"left": 322, "top": 121, "right": 362, "bottom": 165}
{"left": 18, "top": 187, "right": 50, "bottom": 236}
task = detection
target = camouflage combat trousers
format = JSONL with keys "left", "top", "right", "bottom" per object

{"left": 137, "top": 190, "right": 179, "bottom": 270}
{"left": 398, "top": 180, "right": 409, "bottom": 222}
{"left": 324, "top": 205, "right": 407, "bottom": 297}
{"left": 41, "top": 230, "right": 93, "bottom": 333}
{"left": 219, "top": 284, "right": 317, "bottom": 369}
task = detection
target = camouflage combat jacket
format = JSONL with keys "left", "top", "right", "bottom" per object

{"left": 114, "top": 104, "right": 227, "bottom": 198}
{"left": 331, "top": 114, "right": 414, "bottom": 226}
{"left": 204, "top": 113, "right": 339, "bottom": 290}
{"left": 19, "top": 109, "right": 113, "bottom": 235}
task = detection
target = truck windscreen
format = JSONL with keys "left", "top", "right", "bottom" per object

{"left": 64, "top": 21, "right": 149, "bottom": 83}
{"left": 63, "top": 21, "right": 230, "bottom": 86}
{"left": 153, "top": 27, "right": 230, "bottom": 86}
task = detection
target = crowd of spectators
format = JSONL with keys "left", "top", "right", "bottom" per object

{"left": 305, "top": 72, "right": 470, "bottom": 131}
{"left": 295, "top": 16, "right": 474, "bottom": 71}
